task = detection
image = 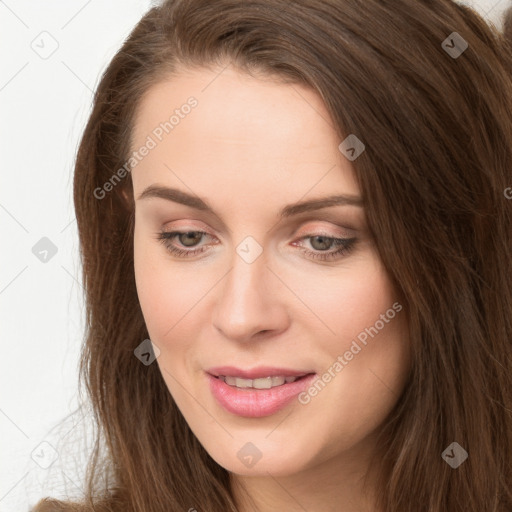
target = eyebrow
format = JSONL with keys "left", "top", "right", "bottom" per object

{"left": 137, "top": 185, "right": 364, "bottom": 217}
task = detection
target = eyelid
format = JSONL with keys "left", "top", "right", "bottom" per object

{"left": 293, "top": 222, "right": 356, "bottom": 239}
{"left": 160, "top": 218, "right": 357, "bottom": 242}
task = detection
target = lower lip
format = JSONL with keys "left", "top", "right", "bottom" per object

{"left": 206, "top": 372, "right": 317, "bottom": 418}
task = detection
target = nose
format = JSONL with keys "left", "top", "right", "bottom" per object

{"left": 212, "top": 246, "right": 289, "bottom": 343}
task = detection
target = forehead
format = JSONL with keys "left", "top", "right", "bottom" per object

{"left": 130, "top": 65, "right": 360, "bottom": 202}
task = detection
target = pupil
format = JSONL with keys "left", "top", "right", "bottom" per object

{"left": 181, "top": 232, "right": 201, "bottom": 247}
{"left": 311, "top": 235, "right": 332, "bottom": 251}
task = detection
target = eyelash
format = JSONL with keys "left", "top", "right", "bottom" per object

{"left": 154, "top": 230, "right": 356, "bottom": 262}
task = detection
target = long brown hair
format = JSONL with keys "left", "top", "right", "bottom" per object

{"left": 32, "top": 1, "right": 512, "bottom": 510}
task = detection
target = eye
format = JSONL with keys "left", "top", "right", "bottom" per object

{"left": 155, "top": 230, "right": 214, "bottom": 258}
{"left": 154, "top": 230, "right": 357, "bottom": 262}
{"left": 293, "top": 233, "right": 357, "bottom": 261}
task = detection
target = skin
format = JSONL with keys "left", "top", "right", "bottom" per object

{"left": 129, "top": 64, "right": 411, "bottom": 512}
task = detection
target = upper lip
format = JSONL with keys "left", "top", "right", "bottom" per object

{"left": 206, "top": 366, "right": 315, "bottom": 379}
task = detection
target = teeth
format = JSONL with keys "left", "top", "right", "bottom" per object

{"left": 219, "top": 375, "right": 302, "bottom": 389}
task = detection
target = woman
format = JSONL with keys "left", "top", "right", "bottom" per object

{"left": 32, "top": 0, "right": 512, "bottom": 510}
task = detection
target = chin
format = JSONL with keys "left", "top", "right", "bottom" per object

{"left": 202, "top": 435, "right": 318, "bottom": 477}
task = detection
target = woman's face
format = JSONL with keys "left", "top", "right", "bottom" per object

{"left": 130, "top": 64, "right": 410, "bottom": 478}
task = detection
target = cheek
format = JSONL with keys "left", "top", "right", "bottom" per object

{"left": 134, "top": 231, "right": 168, "bottom": 329}
{"left": 293, "top": 252, "right": 410, "bottom": 423}
{"left": 326, "top": 258, "right": 409, "bottom": 389}
{"left": 292, "top": 249, "right": 400, "bottom": 343}
{"left": 133, "top": 235, "right": 203, "bottom": 405}
{"left": 133, "top": 229, "right": 207, "bottom": 339}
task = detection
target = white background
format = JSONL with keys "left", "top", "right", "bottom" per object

{"left": 1, "top": 1, "right": 510, "bottom": 510}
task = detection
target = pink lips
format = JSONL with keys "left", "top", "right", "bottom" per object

{"left": 206, "top": 366, "right": 316, "bottom": 417}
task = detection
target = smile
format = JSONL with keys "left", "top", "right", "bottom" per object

{"left": 218, "top": 375, "right": 305, "bottom": 389}
{"left": 206, "top": 371, "right": 317, "bottom": 417}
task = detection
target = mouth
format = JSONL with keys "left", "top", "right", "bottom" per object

{"left": 214, "top": 374, "right": 311, "bottom": 389}
{"left": 205, "top": 367, "right": 317, "bottom": 417}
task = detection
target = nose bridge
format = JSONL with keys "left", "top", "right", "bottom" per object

{"left": 212, "top": 236, "right": 286, "bottom": 341}
{"left": 223, "top": 231, "right": 268, "bottom": 296}
{"left": 223, "top": 239, "right": 268, "bottom": 315}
